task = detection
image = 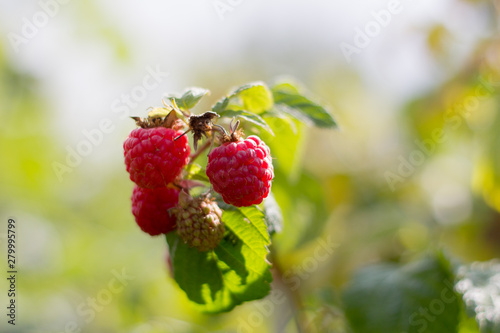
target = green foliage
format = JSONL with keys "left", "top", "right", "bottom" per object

{"left": 342, "top": 254, "right": 460, "bottom": 333}
{"left": 272, "top": 82, "right": 337, "bottom": 128}
{"left": 164, "top": 79, "right": 337, "bottom": 313}
{"left": 167, "top": 87, "right": 210, "bottom": 110}
{"left": 259, "top": 116, "right": 305, "bottom": 180}
{"left": 166, "top": 206, "right": 272, "bottom": 313}
{"left": 184, "top": 163, "right": 210, "bottom": 183}
{"left": 212, "top": 82, "right": 273, "bottom": 115}
{"left": 212, "top": 80, "right": 336, "bottom": 133}
{"left": 237, "top": 82, "right": 274, "bottom": 113}
{"left": 218, "top": 109, "right": 274, "bottom": 135}
{"left": 208, "top": 80, "right": 334, "bottom": 248}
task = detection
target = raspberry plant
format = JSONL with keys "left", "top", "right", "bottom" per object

{"left": 123, "top": 80, "right": 337, "bottom": 313}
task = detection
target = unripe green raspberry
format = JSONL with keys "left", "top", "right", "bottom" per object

{"left": 173, "top": 192, "right": 225, "bottom": 252}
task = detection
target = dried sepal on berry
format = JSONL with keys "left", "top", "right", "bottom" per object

{"left": 131, "top": 102, "right": 184, "bottom": 130}
{"left": 171, "top": 191, "right": 225, "bottom": 252}
{"left": 217, "top": 118, "right": 244, "bottom": 144}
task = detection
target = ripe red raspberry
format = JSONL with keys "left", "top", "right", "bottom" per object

{"left": 131, "top": 185, "right": 179, "bottom": 236}
{"left": 206, "top": 135, "right": 274, "bottom": 207}
{"left": 124, "top": 127, "right": 190, "bottom": 189}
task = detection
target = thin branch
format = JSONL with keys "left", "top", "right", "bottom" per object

{"left": 189, "top": 139, "right": 212, "bottom": 164}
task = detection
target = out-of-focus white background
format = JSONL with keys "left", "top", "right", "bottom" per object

{"left": 1, "top": 0, "right": 488, "bottom": 132}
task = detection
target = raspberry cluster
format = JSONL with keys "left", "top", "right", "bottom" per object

{"left": 123, "top": 101, "right": 274, "bottom": 252}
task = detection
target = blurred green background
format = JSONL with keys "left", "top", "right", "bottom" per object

{"left": 1, "top": 0, "right": 500, "bottom": 332}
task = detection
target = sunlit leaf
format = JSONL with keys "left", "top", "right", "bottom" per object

{"left": 211, "top": 82, "right": 273, "bottom": 114}
{"left": 259, "top": 117, "right": 305, "bottom": 181}
{"left": 184, "top": 163, "right": 209, "bottom": 183}
{"left": 167, "top": 87, "right": 210, "bottom": 110}
{"left": 219, "top": 109, "right": 274, "bottom": 135}
{"left": 166, "top": 206, "right": 272, "bottom": 313}
{"left": 212, "top": 96, "right": 230, "bottom": 114}
{"left": 237, "top": 82, "right": 273, "bottom": 113}
{"left": 262, "top": 108, "right": 298, "bottom": 134}
{"left": 272, "top": 82, "right": 337, "bottom": 128}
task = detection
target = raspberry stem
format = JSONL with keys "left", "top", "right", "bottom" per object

{"left": 189, "top": 139, "right": 212, "bottom": 164}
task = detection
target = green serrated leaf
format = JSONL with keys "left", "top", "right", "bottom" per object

{"left": 456, "top": 260, "right": 500, "bottom": 332}
{"left": 262, "top": 108, "right": 298, "bottom": 134}
{"left": 211, "top": 82, "right": 273, "bottom": 115}
{"left": 166, "top": 234, "right": 224, "bottom": 310}
{"left": 185, "top": 163, "right": 209, "bottom": 182}
{"left": 272, "top": 83, "right": 337, "bottom": 128}
{"left": 166, "top": 206, "right": 272, "bottom": 313}
{"left": 167, "top": 87, "right": 210, "bottom": 110}
{"left": 219, "top": 109, "right": 274, "bottom": 135}
{"left": 212, "top": 96, "right": 229, "bottom": 114}
{"left": 222, "top": 205, "right": 271, "bottom": 245}
{"left": 259, "top": 117, "right": 306, "bottom": 182}
{"left": 237, "top": 82, "right": 273, "bottom": 114}
{"left": 342, "top": 254, "right": 460, "bottom": 333}
{"left": 272, "top": 82, "right": 301, "bottom": 94}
